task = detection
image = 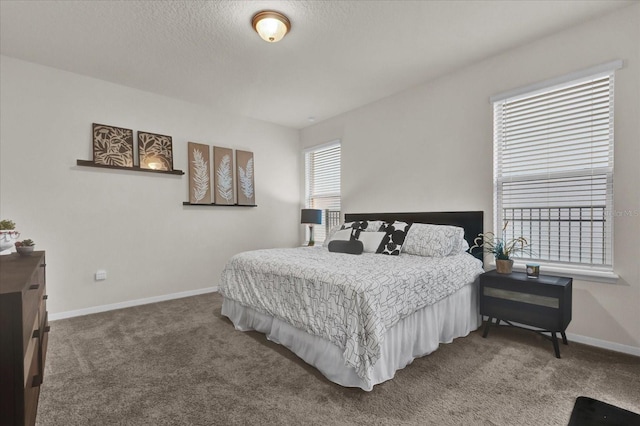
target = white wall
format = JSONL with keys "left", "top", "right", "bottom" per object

{"left": 0, "top": 56, "right": 301, "bottom": 315}
{"left": 301, "top": 5, "right": 640, "bottom": 351}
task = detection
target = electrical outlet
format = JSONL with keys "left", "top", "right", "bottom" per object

{"left": 95, "top": 270, "right": 107, "bottom": 281}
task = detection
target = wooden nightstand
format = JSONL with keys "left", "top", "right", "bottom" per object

{"left": 479, "top": 270, "right": 572, "bottom": 358}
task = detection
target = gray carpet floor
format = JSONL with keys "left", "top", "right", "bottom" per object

{"left": 37, "top": 292, "right": 640, "bottom": 425}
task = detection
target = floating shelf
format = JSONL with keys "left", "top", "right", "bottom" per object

{"left": 76, "top": 159, "right": 184, "bottom": 175}
{"left": 182, "top": 202, "right": 257, "bottom": 207}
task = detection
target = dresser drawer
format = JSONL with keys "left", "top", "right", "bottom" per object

{"left": 24, "top": 346, "right": 40, "bottom": 426}
{"left": 23, "top": 313, "right": 39, "bottom": 388}
{"left": 39, "top": 287, "right": 47, "bottom": 328}
{"left": 21, "top": 286, "right": 39, "bottom": 351}
{"left": 21, "top": 271, "right": 45, "bottom": 354}
{"left": 40, "top": 313, "right": 50, "bottom": 384}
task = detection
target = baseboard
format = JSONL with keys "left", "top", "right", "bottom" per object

{"left": 482, "top": 317, "right": 640, "bottom": 357}
{"left": 565, "top": 332, "right": 640, "bottom": 357}
{"left": 49, "top": 287, "right": 218, "bottom": 321}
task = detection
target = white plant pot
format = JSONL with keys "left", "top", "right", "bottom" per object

{"left": 16, "top": 246, "right": 35, "bottom": 257}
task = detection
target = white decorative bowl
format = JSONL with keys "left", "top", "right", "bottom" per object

{"left": 0, "top": 230, "right": 20, "bottom": 253}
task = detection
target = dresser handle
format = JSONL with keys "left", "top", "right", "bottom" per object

{"left": 43, "top": 294, "right": 48, "bottom": 300}
{"left": 32, "top": 324, "right": 50, "bottom": 338}
{"left": 32, "top": 375, "right": 43, "bottom": 387}
{"left": 29, "top": 284, "right": 40, "bottom": 290}
{"left": 40, "top": 263, "right": 46, "bottom": 267}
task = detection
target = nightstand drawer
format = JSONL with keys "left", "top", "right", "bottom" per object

{"left": 481, "top": 295, "right": 563, "bottom": 330}
{"left": 483, "top": 287, "right": 559, "bottom": 308}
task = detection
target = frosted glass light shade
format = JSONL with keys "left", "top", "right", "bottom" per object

{"left": 252, "top": 11, "right": 291, "bottom": 43}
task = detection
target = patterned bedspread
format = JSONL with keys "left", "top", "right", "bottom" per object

{"left": 219, "top": 247, "right": 483, "bottom": 381}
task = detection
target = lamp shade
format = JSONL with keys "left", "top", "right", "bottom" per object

{"left": 301, "top": 209, "right": 322, "bottom": 225}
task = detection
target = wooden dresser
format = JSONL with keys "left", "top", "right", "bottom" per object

{"left": 0, "top": 251, "right": 49, "bottom": 426}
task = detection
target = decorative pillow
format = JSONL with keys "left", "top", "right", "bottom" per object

{"left": 327, "top": 228, "right": 385, "bottom": 253}
{"left": 341, "top": 220, "right": 386, "bottom": 233}
{"left": 328, "top": 239, "right": 363, "bottom": 255}
{"left": 358, "top": 232, "right": 387, "bottom": 253}
{"left": 377, "top": 221, "right": 412, "bottom": 255}
{"left": 323, "top": 224, "right": 343, "bottom": 247}
{"left": 402, "top": 223, "right": 467, "bottom": 257}
{"left": 327, "top": 229, "right": 353, "bottom": 243}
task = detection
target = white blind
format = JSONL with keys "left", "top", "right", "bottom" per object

{"left": 494, "top": 71, "right": 615, "bottom": 269}
{"left": 305, "top": 142, "right": 341, "bottom": 242}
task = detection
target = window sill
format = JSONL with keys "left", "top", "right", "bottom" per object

{"left": 487, "top": 261, "right": 619, "bottom": 284}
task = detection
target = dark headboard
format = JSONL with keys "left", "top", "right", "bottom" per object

{"left": 344, "top": 211, "right": 484, "bottom": 261}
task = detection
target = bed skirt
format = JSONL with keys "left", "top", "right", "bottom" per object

{"left": 221, "top": 281, "right": 480, "bottom": 391}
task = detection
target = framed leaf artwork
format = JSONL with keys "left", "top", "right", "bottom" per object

{"left": 92, "top": 123, "right": 134, "bottom": 167}
{"left": 188, "top": 142, "right": 211, "bottom": 204}
{"left": 213, "top": 146, "right": 234, "bottom": 205}
{"left": 236, "top": 150, "right": 255, "bottom": 206}
{"left": 138, "top": 131, "right": 173, "bottom": 171}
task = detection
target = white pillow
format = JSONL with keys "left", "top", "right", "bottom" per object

{"left": 328, "top": 229, "right": 352, "bottom": 242}
{"left": 358, "top": 232, "right": 386, "bottom": 253}
{"left": 323, "top": 224, "right": 343, "bottom": 247}
{"left": 403, "top": 224, "right": 467, "bottom": 257}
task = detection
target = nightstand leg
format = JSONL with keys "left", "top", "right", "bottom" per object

{"left": 561, "top": 331, "right": 568, "bottom": 345}
{"left": 551, "top": 332, "right": 561, "bottom": 358}
{"left": 482, "top": 317, "right": 493, "bottom": 338}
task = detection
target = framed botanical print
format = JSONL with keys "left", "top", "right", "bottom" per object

{"left": 236, "top": 150, "right": 255, "bottom": 206}
{"left": 92, "top": 123, "right": 134, "bottom": 167}
{"left": 188, "top": 142, "right": 211, "bottom": 204}
{"left": 138, "top": 131, "right": 173, "bottom": 171}
{"left": 213, "top": 146, "right": 234, "bottom": 205}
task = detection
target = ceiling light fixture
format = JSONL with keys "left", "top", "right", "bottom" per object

{"left": 252, "top": 11, "right": 291, "bottom": 43}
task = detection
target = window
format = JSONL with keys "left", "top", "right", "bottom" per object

{"left": 304, "top": 141, "right": 341, "bottom": 243}
{"left": 492, "top": 62, "right": 621, "bottom": 271}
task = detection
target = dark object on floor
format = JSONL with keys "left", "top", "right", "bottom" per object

{"left": 568, "top": 396, "right": 640, "bottom": 426}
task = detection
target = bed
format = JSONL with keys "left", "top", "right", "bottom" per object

{"left": 220, "top": 211, "right": 484, "bottom": 391}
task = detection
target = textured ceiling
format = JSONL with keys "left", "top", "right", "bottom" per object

{"left": 0, "top": 1, "right": 633, "bottom": 129}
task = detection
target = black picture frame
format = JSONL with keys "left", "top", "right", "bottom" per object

{"left": 138, "top": 131, "right": 173, "bottom": 171}
{"left": 92, "top": 123, "right": 134, "bottom": 168}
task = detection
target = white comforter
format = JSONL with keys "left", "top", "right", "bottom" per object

{"left": 219, "top": 247, "right": 483, "bottom": 381}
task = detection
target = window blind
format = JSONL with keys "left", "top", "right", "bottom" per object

{"left": 305, "top": 142, "right": 341, "bottom": 242}
{"left": 494, "top": 70, "right": 615, "bottom": 269}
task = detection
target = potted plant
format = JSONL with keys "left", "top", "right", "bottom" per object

{"left": 471, "top": 222, "right": 530, "bottom": 274}
{"left": 15, "top": 239, "right": 35, "bottom": 256}
{"left": 0, "top": 220, "right": 20, "bottom": 253}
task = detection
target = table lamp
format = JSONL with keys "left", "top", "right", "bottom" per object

{"left": 301, "top": 209, "right": 322, "bottom": 246}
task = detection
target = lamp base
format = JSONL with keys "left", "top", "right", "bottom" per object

{"left": 307, "top": 225, "right": 315, "bottom": 246}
